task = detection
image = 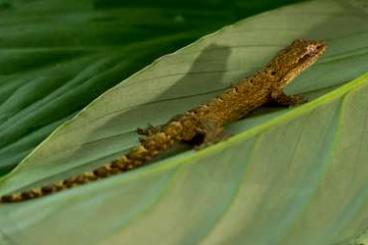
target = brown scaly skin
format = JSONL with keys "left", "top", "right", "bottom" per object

{"left": 0, "top": 39, "right": 327, "bottom": 203}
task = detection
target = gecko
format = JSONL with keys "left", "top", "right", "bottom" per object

{"left": 0, "top": 39, "right": 327, "bottom": 203}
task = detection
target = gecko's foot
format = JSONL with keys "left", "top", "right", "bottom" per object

{"left": 287, "top": 95, "right": 308, "bottom": 106}
{"left": 271, "top": 91, "right": 308, "bottom": 107}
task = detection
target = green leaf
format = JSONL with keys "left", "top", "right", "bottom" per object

{"left": 0, "top": 0, "right": 298, "bottom": 172}
{"left": 1, "top": 0, "right": 368, "bottom": 244}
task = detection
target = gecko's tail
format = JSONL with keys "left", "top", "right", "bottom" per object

{"left": 0, "top": 125, "right": 183, "bottom": 203}
{"left": 0, "top": 155, "right": 133, "bottom": 203}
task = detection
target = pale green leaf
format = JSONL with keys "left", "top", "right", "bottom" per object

{"left": 0, "top": 0, "right": 368, "bottom": 244}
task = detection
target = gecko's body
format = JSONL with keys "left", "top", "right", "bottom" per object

{"left": 0, "top": 39, "right": 326, "bottom": 203}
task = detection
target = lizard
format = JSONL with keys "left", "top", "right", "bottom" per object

{"left": 0, "top": 39, "right": 327, "bottom": 203}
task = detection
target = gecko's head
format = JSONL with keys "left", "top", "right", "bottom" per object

{"left": 268, "top": 39, "right": 327, "bottom": 88}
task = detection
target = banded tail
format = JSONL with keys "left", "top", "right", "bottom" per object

{"left": 0, "top": 116, "right": 197, "bottom": 203}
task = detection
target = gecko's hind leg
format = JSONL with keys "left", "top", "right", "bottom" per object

{"left": 191, "top": 118, "right": 227, "bottom": 150}
{"left": 271, "top": 90, "right": 307, "bottom": 107}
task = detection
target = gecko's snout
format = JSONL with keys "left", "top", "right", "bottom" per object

{"left": 291, "top": 39, "right": 327, "bottom": 69}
